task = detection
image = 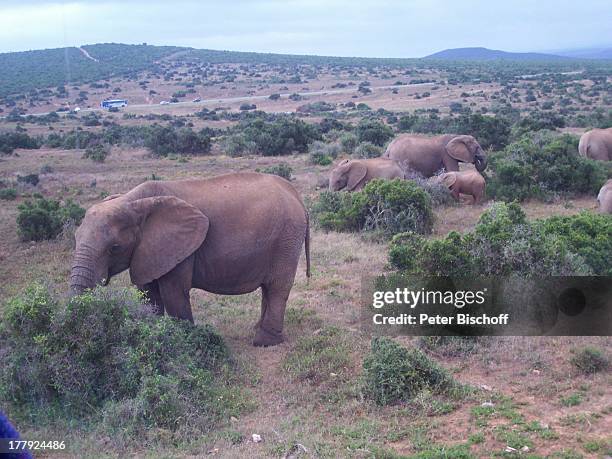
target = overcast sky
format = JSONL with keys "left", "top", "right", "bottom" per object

{"left": 0, "top": 0, "right": 610, "bottom": 56}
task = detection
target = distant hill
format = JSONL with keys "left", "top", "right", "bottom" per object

{"left": 423, "top": 47, "right": 572, "bottom": 61}
{"left": 0, "top": 43, "right": 186, "bottom": 98}
{"left": 555, "top": 47, "right": 612, "bottom": 59}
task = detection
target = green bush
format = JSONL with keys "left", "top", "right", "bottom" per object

{"left": 17, "top": 173, "right": 39, "bottom": 186}
{"left": 311, "top": 190, "right": 368, "bottom": 232}
{"left": 338, "top": 132, "right": 358, "bottom": 154}
{"left": 221, "top": 133, "right": 257, "bottom": 157}
{"left": 355, "top": 119, "right": 393, "bottom": 146}
{"left": 260, "top": 163, "right": 293, "bottom": 180}
{"left": 237, "top": 116, "right": 321, "bottom": 156}
{"left": 0, "top": 188, "right": 18, "bottom": 200}
{"left": 570, "top": 347, "right": 609, "bottom": 374}
{"left": 145, "top": 125, "right": 212, "bottom": 156}
{"left": 362, "top": 337, "right": 454, "bottom": 406}
{"left": 0, "top": 286, "right": 250, "bottom": 436}
{"left": 353, "top": 141, "right": 383, "bottom": 159}
{"left": 488, "top": 133, "right": 610, "bottom": 201}
{"left": 0, "top": 131, "right": 41, "bottom": 154}
{"left": 16, "top": 197, "right": 85, "bottom": 241}
{"left": 389, "top": 202, "right": 610, "bottom": 276}
{"left": 308, "top": 140, "right": 341, "bottom": 165}
{"left": 312, "top": 179, "right": 433, "bottom": 238}
{"left": 82, "top": 144, "right": 110, "bottom": 163}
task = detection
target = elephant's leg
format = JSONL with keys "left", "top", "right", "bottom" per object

{"left": 255, "top": 288, "right": 270, "bottom": 330}
{"left": 253, "top": 282, "right": 291, "bottom": 347}
{"left": 143, "top": 281, "right": 164, "bottom": 315}
{"left": 157, "top": 255, "right": 195, "bottom": 322}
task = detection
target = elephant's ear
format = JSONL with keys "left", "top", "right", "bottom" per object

{"left": 128, "top": 196, "right": 209, "bottom": 286}
{"left": 347, "top": 162, "right": 368, "bottom": 190}
{"left": 440, "top": 173, "right": 457, "bottom": 189}
{"left": 446, "top": 136, "right": 473, "bottom": 163}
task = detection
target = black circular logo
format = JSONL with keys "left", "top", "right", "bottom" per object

{"left": 557, "top": 288, "right": 586, "bottom": 316}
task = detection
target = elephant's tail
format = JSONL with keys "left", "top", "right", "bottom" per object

{"left": 305, "top": 212, "right": 311, "bottom": 279}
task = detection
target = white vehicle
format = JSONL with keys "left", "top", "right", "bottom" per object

{"left": 192, "top": 97, "right": 201, "bottom": 103}
{"left": 160, "top": 101, "right": 170, "bottom": 105}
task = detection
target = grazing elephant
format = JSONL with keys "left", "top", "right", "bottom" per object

{"left": 70, "top": 173, "right": 310, "bottom": 347}
{"left": 438, "top": 170, "right": 486, "bottom": 204}
{"left": 597, "top": 179, "right": 612, "bottom": 214}
{"left": 579, "top": 128, "right": 612, "bottom": 161}
{"left": 383, "top": 134, "right": 487, "bottom": 177}
{"left": 329, "top": 158, "right": 404, "bottom": 191}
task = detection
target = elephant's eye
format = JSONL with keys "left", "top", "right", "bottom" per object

{"left": 109, "top": 244, "right": 122, "bottom": 254}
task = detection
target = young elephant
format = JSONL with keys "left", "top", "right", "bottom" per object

{"left": 329, "top": 158, "right": 404, "bottom": 191}
{"left": 70, "top": 173, "right": 310, "bottom": 347}
{"left": 439, "top": 170, "right": 486, "bottom": 204}
{"left": 597, "top": 179, "right": 612, "bottom": 214}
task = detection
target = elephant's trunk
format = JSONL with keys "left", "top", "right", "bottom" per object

{"left": 475, "top": 153, "right": 488, "bottom": 172}
{"left": 70, "top": 251, "right": 97, "bottom": 295}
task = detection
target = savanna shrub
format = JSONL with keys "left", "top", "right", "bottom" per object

{"left": 338, "top": 132, "right": 358, "bottom": 154}
{"left": 570, "top": 347, "right": 609, "bottom": 374}
{"left": 355, "top": 119, "right": 394, "bottom": 146}
{"left": 312, "top": 179, "right": 433, "bottom": 237}
{"left": 145, "top": 125, "right": 212, "bottom": 156}
{"left": 238, "top": 116, "right": 321, "bottom": 156}
{"left": 0, "top": 286, "right": 249, "bottom": 436}
{"left": 362, "top": 179, "right": 434, "bottom": 236}
{"left": 0, "top": 188, "right": 18, "bottom": 200}
{"left": 488, "top": 133, "right": 610, "bottom": 201}
{"left": 260, "top": 163, "right": 293, "bottom": 180}
{"left": 308, "top": 140, "right": 341, "bottom": 165}
{"left": 353, "top": 141, "right": 383, "bottom": 159}
{"left": 16, "top": 174, "right": 39, "bottom": 187}
{"left": 221, "top": 133, "right": 258, "bottom": 157}
{"left": 0, "top": 131, "right": 41, "bottom": 154}
{"left": 16, "top": 197, "right": 85, "bottom": 241}
{"left": 82, "top": 144, "right": 110, "bottom": 163}
{"left": 389, "top": 202, "right": 611, "bottom": 276}
{"left": 362, "top": 337, "right": 454, "bottom": 406}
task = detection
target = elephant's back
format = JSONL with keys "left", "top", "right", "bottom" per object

{"left": 384, "top": 134, "right": 448, "bottom": 158}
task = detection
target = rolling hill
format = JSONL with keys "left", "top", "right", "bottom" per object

{"left": 0, "top": 43, "right": 186, "bottom": 98}
{"left": 423, "top": 47, "right": 572, "bottom": 61}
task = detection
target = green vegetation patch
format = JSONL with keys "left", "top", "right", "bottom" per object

{"left": 389, "top": 202, "right": 611, "bottom": 276}
{"left": 17, "top": 196, "right": 85, "bottom": 242}
{"left": 313, "top": 179, "right": 434, "bottom": 238}
{"left": 487, "top": 132, "right": 610, "bottom": 201}
{"left": 362, "top": 337, "right": 456, "bottom": 406}
{"left": 570, "top": 346, "right": 609, "bottom": 374}
{"left": 0, "top": 285, "right": 252, "bottom": 441}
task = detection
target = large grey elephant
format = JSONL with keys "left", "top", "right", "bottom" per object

{"left": 579, "top": 128, "right": 612, "bottom": 161}
{"left": 382, "top": 134, "right": 487, "bottom": 177}
{"left": 597, "top": 179, "right": 612, "bottom": 214}
{"left": 329, "top": 158, "right": 404, "bottom": 191}
{"left": 70, "top": 173, "right": 310, "bottom": 346}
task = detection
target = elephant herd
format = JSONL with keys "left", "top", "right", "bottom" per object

{"left": 331, "top": 128, "right": 612, "bottom": 211}
{"left": 69, "top": 129, "right": 611, "bottom": 347}
{"left": 329, "top": 133, "right": 488, "bottom": 204}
